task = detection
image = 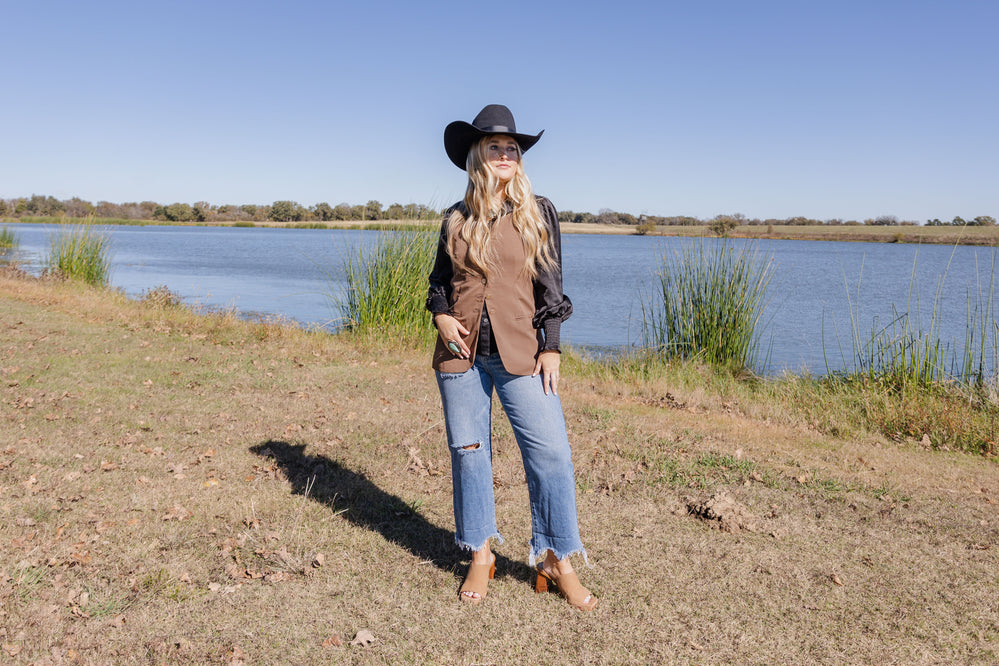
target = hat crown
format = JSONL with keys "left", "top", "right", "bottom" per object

{"left": 471, "top": 104, "right": 517, "bottom": 134}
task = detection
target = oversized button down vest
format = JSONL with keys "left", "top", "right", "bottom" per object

{"left": 432, "top": 213, "right": 544, "bottom": 375}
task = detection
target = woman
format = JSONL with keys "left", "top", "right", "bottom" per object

{"left": 427, "top": 104, "right": 596, "bottom": 610}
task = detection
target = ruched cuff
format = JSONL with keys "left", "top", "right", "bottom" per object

{"left": 541, "top": 319, "right": 562, "bottom": 352}
{"left": 532, "top": 294, "right": 573, "bottom": 329}
{"left": 426, "top": 287, "right": 451, "bottom": 317}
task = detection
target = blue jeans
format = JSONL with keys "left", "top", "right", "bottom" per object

{"left": 435, "top": 353, "right": 587, "bottom": 565}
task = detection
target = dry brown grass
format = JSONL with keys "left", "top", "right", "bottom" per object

{"left": 2, "top": 271, "right": 997, "bottom": 664}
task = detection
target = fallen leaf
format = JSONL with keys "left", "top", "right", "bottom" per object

{"left": 312, "top": 553, "right": 325, "bottom": 568}
{"left": 109, "top": 613, "right": 126, "bottom": 628}
{"left": 3, "top": 644, "right": 22, "bottom": 657}
{"left": 322, "top": 635, "right": 343, "bottom": 648}
{"left": 162, "top": 505, "right": 192, "bottom": 521}
{"left": 264, "top": 571, "right": 292, "bottom": 582}
{"left": 226, "top": 645, "right": 246, "bottom": 665}
{"left": 830, "top": 574, "right": 844, "bottom": 586}
{"left": 350, "top": 629, "right": 375, "bottom": 647}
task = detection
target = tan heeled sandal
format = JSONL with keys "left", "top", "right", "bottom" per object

{"left": 459, "top": 555, "right": 496, "bottom": 604}
{"left": 535, "top": 564, "right": 598, "bottom": 611}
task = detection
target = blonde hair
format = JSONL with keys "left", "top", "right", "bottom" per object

{"left": 446, "top": 136, "right": 557, "bottom": 280}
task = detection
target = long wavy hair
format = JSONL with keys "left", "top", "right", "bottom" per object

{"left": 446, "top": 136, "right": 557, "bottom": 280}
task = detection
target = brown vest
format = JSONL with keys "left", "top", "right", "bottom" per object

{"left": 432, "top": 213, "right": 543, "bottom": 375}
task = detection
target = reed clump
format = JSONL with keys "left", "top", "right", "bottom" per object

{"left": 335, "top": 228, "right": 437, "bottom": 339}
{"left": 0, "top": 225, "right": 17, "bottom": 249}
{"left": 641, "top": 239, "right": 774, "bottom": 371}
{"left": 45, "top": 219, "right": 113, "bottom": 286}
{"left": 837, "top": 248, "right": 998, "bottom": 392}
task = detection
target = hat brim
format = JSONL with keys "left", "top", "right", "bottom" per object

{"left": 444, "top": 121, "right": 544, "bottom": 170}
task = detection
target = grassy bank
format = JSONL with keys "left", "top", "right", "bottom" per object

{"left": 1, "top": 271, "right": 997, "bottom": 664}
{"left": 7, "top": 215, "right": 999, "bottom": 245}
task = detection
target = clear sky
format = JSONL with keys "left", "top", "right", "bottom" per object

{"left": 2, "top": 0, "right": 996, "bottom": 222}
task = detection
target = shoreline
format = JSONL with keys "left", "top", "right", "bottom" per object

{"left": 4, "top": 216, "right": 998, "bottom": 245}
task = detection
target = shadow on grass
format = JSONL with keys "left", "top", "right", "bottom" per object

{"left": 250, "top": 439, "right": 533, "bottom": 583}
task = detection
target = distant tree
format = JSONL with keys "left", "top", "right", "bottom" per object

{"left": 973, "top": 215, "right": 996, "bottom": 226}
{"left": 709, "top": 214, "right": 739, "bottom": 236}
{"left": 270, "top": 200, "right": 305, "bottom": 222}
{"left": 952, "top": 216, "right": 967, "bottom": 226}
{"left": 364, "top": 200, "right": 383, "bottom": 220}
{"left": 663, "top": 215, "right": 699, "bottom": 226}
{"left": 926, "top": 218, "right": 943, "bottom": 226}
{"left": 865, "top": 215, "right": 898, "bottom": 226}
{"left": 192, "top": 201, "right": 214, "bottom": 222}
{"left": 635, "top": 215, "right": 657, "bottom": 235}
{"left": 64, "top": 197, "right": 95, "bottom": 218}
{"left": 384, "top": 203, "right": 405, "bottom": 220}
{"left": 330, "top": 203, "right": 350, "bottom": 220}
{"left": 25, "top": 194, "right": 64, "bottom": 216}
{"left": 596, "top": 209, "right": 623, "bottom": 225}
{"left": 138, "top": 201, "right": 159, "bottom": 219}
{"left": 163, "top": 203, "right": 196, "bottom": 222}
{"left": 313, "top": 202, "right": 334, "bottom": 221}
{"left": 0, "top": 200, "right": 8, "bottom": 217}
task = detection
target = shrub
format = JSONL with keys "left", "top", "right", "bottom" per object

{"left": 140, "top": 285, "right": 183, "bottom": 308}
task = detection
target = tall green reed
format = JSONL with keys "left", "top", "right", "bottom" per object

{"left": 334, "top": 228, "right": 437, "bottom": 339}
{"left": 0, "top": 225, "right": 17, "bottom": 249}
{"left": 46, "top": 219, "right": 113, "bottom": 286}
{"left": 641, "top": 239, "right": 774, "bottom": 370}
{"left": 837, "top": 247, "right": 998, "bottom": 390}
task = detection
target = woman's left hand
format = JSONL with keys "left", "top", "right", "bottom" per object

{"left": 532, "top": 350, "right": 561, "bottom": 396}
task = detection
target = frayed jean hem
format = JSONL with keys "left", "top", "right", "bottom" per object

{"left": 528, "top": 545, "right": 589, "bottom": 568}
{"left": 455, "top": 533, "right": 504, "bottom": 553}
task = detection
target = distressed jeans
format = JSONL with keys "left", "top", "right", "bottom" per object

{"left": 435, "top": 353, "right": 586, "bottom": 565}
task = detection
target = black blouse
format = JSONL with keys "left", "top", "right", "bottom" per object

{"left": 426, "top": 196, "right": 572, "bottom": 353}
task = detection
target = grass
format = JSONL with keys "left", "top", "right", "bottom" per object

{"left": 44, "top": 219, "right": 113, "bottom": 286}
{"left": 1, "top": 271, "right": 997, "bottom": 663}
{"left": 0, "top": 225, "right": 17, "bottom": 249}
{"left": 334, "top": 228, "right": 438, "bottom": 338}
{"left": 641, "top": 238, "right": 775, "bottom": 371}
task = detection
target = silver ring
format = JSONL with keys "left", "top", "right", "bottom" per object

{"left": 447, "top": 340, "right": 461, "bottom": 354}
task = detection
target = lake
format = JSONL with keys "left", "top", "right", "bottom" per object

{"left": 4, "top": 223, "right": 997, "bottom": 377}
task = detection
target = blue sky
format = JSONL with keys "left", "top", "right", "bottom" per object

{"left": 2, "top": 0, "right": 996, "bottom": 221}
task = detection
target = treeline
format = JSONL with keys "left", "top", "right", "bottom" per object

{"left": 558, "top": 210, "right": 997, "bottom": 228}
{"left": 0, "top": 195, "right": 436, "bottom": 223}
{"left": 2, "top": 194, "right": 994, "bottom": 228}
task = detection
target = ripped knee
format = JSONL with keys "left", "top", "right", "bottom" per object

{"left": 451, "top": 440, "right": 483, "bottom": 453}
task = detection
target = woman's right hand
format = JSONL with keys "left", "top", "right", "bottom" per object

{"left": 434, "top": 313, "right": 471, "bottom": 359}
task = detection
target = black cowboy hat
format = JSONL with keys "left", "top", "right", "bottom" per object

{"left": 444, "top": 104, "right": 544, "bottom": 170}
